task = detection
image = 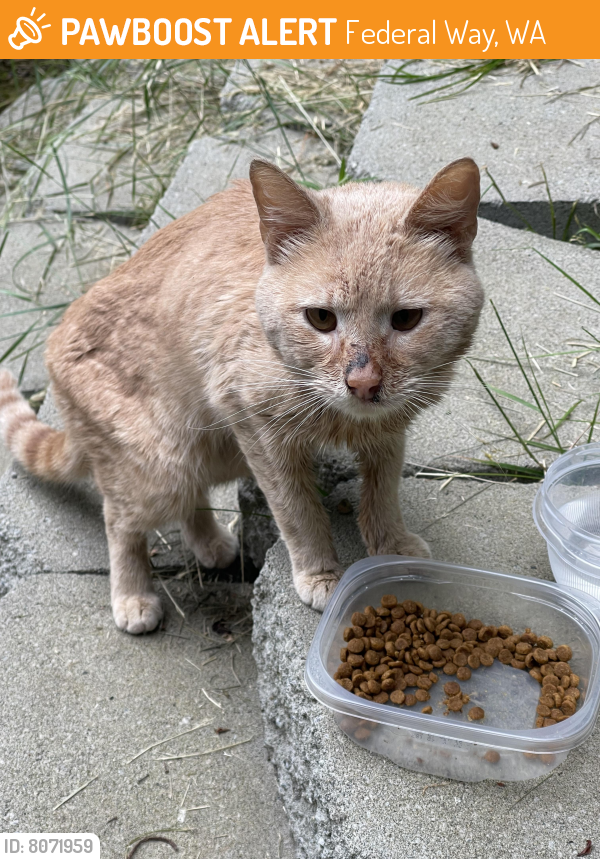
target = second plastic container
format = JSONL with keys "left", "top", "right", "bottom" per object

{"left": 534, "top": 443, "right": 600, "bottom": 599}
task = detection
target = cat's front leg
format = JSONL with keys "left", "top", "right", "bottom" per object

{"left": 357, "top": 432, "right": 431, "bottom": 559}
{"left": 104, "top": 499, "right": 163, "bottom": 634}
{"left": 238, "top": 435, "right": 342, "bottom": 611}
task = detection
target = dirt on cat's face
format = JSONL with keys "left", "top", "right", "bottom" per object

{"left": 251, "top": 160, "right": 484, "bottom": 424}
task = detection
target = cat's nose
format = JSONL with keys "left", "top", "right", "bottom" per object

{"left": 346, "top": 364, "right": 382, "bottom": 401}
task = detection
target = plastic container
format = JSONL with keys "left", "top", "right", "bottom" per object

{"left": 305, "top": 556, "right": 600, "bottom": 782}
{"left": 534, "top": 443, "right": 600, "bottom": 599}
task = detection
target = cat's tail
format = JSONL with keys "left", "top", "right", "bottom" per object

{"left": 0, "top": 369, "right": 88, "bottom": 482}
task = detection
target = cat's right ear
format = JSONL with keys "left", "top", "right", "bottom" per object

{"left": 405, "top": 158, "right": 480, "bottom": 258}
{"left": 250, "top": 160, "right": 321, "bottom": 264}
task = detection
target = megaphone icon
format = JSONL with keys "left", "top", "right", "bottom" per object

{"left": 9, "top": 15, "right": 43, "bottom": 49}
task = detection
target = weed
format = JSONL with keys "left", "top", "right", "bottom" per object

{"left": 470, "top": 258, "right": 600, "bottom": 476}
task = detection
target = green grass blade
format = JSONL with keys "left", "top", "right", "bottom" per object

{"left": 0, "top": 302, "right": 70, "bottom": 318}
{"left": 532, "top": 248, "right": 600, "bottom": 306}
{"left": 0, "top": 290, "right": 33, "bottom": 303}
{"left": 490, "top": 299, "right": 560, "bottom": 448}
{"left": 0, "top": 139, "right": 54, "bottom": 181}
{"left": 527, "top": 440, "right": 564, "bottom": 452}
{"left": 589, "top": 397, "right": 600, "bottom": 443}
{"left": 485, "top": 170, "right": 535, "bottom": 232}
{"left": 466, "top": 359, "right": 541, "bottom": 464}
{"left": 562, "top": 202, "right": 578, "bottom": 242}
{"left": 554, "top": 400, "right": 582, "bottom": 432}
{"left": 0, "top": 319, "right": 37, "bottom": 364}
{"left": 471, "top": 459, "right": 545, "bottom": 480}
{"left": 522, "top": 337, "right": 563, "bottom": 451}
{"left": 485, "top": 385, "right": 541, "bottom": 412}
{"left": 583, "top": 327, "right": 600, "bottom": 345}
{"left": 540, "top": 165, "right": 556, "bottom": 240}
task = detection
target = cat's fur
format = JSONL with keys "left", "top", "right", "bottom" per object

{"left": 0, "top": 158, "right": 483, "bottom": 634}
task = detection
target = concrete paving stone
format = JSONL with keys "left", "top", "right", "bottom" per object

{"left": 220, "top": 59, "right": 264, "bottom": 113}
{"left": 350, "top": 59, "right": 600, "bottom": 239}
{"left": 0, "top": 76, "right": 66, "bottom": 133}
{"left": 34, "top": 98, "right": 164, "bottom": 220}
{"left": 405, "top": 218, "right": 600, "bottom": 473}
{"left": 252, "top": 476, "right": 600, "bottom": 859}
{"left": 0, "top": 221, "right": 70, "bottom": 392}
{"left": 0, "top": 219, "right": 138, "bottom": 392}
{"left": 0, "top": 573, "right": 294, "bottom": 858}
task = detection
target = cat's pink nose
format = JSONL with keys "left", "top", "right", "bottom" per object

{"left": 346, "top": 364, "right": 382, "bottom": 401}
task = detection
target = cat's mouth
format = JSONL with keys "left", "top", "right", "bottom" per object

{"left": 342, "top": 390, "right": 387, "bottom": 417}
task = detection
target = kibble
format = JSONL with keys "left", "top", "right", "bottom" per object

{"left": 468, "top": 707, "right": 485, "bottom": 721}
{"left": 333, "top": 595, "right": 579, "bottom": 731}
{"left": 446, "top": 695, "right": 465, "bottom": 712}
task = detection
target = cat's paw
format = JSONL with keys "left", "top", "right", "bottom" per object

{"left": 372, "top": 531, "right": 432, "bottom": 559}
{"left": 185, "top": 524, "right": 239, "bottom": 569}
{"left": 293, "top": 568, "right": 343, "bottom": 612}
{"left": 113, "top": 592, "right": 163, "bottom": 635}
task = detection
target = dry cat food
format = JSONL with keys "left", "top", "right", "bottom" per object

{"left": 334, "top": 595, "right": 580, "bottom": 730}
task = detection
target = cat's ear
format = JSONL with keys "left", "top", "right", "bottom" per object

{"left": 250, "top": 160, "right": 321, "bottom": 264}
{"left": 405, "top": 158, "right": 480, "bottom": 257}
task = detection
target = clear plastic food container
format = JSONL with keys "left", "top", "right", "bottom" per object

{"left": 305, "top": 556, "right": 600, "bottom": 782}
{"left": 534, "top": 443, "right": 600, "bottom": 599}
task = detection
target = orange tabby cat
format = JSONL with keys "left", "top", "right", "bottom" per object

{"left": 0, "top": 158, "right": 483, "bottom": 634}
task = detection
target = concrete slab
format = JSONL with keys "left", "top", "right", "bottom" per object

{"left": 252, "top": 476, "right": 599, "bottom": 859}
{"left": 405, "top": 218, "right": 600, "bottom": 473}
{"left": 0, "top": 219, "right": 137, "bottom": 392}
{"left": 0, "top": 573, "right": 294, "bottom": 858}
{"left": 0, "top": 76, "right": 66, "bottom": 133}
{"left": 350, "top": 59, "right": 600, "bottom": 239}
{"left": 220, "top": 59, "right": 263, "bottom": 113}
{"left": 34, "top": 98, "right": 163, "bottom": 220}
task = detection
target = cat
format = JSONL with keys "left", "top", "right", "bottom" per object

{"left": 0, "top": 157, "right": 483, "bottom": 634}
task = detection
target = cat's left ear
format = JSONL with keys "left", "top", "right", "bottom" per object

{"left": 250, "top": 160, "right": 321, "bottom": 264}
{"left": 405, "top": 158, "right": 480, "bottom": 257}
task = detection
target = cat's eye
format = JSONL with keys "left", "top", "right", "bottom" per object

{"left": 306, "top": 307, "right": 337, "bottom": 332}
{"left": 392, "top": 308, "right": 423, "bottom": 332}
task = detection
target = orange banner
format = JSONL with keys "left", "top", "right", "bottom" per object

{"left": 1, "top": 0, "right": 598, "bottom": 58}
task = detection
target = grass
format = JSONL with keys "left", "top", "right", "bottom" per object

{"left": 378, "top": 59, "right": 549, "bottom": 102}
{"left": 0, "top": 60, "right": 70, "bottom": 110}
{"left": 468, "top": 256, "right": 600, "bottom": 480}
{"left": 483, "top": 167, "right": 600, "bottom": 250}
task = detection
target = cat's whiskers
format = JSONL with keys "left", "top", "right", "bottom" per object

{"left": 253, "top": 391, "right": 326, "bottom": 443}
{"left": 225, "top": 381, "right": 316, "bottom": 396}
{"left": 269, "top": 396, "right": 327, "bottom": 448}
{"left": 285, "top": 399, "right": 332, "bottom": 448}
{"left": 250, "top": 358, "right": 320, "bottom": 379}
{"left": 248, "top": 393, "right": 325, "bottom": 451}
{"left": 190, "top": 390, "right": 308, "bottom": 431}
